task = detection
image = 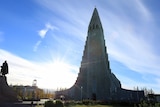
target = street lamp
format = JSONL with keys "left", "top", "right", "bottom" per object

{"left": 81, "top": 86, "right": 83, "bottom": 101}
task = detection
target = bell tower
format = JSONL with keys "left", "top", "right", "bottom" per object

{"left": 55, "top": 8, "right": 121, "bottom": 101}
{"left": 73, "top": 8, "right": 121, "bottom": 100}
{"left": 55, "top": 8, "right": 145, "bottom": 102}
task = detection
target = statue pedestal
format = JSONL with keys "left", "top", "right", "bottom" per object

{"left": 0, "top": 76, "right": 17, "bottom": 102}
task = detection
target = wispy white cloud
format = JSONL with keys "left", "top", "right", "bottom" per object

{"left": 103, "top": 1, "right": 160, "bottom": 76}
{"left": 38, "top": 29, "right": 48, "bottom": 39}
{"left": 123, "top": 0, "right": 152, "bottom": 21}
{"left": 97, "top": 0, "right": 158, "bottom": 71}
{"left": 33, "top": 40, "right": 41, "bottom": 52}
{"left": 100, "top": 1, "right": 160, "bottom": 93}
{"left": 0, "top": 49, "right": 78, "bottom": 89}
{"left": 135, "top": 0, "right": 152, "bottom": 21}
{"left": 34, "top": 0, "right": 160, "bottom": 93}
{"left": 38, "top": 23, "right": 57, "bottom": 39}
{"left": 34, "top": 23, "right": 58, "bottom": 52}
{"left": 107, "top": 30, "right": 160, "bottom": 75}
{"left": 117, "top": 74, "right": 160, "bottom": 93}
{"left": 35, "top": 0, "right": 92, "bottom": 41}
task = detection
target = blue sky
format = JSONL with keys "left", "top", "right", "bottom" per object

{"left": 0, "top": 0, "right": 160, "bottom": 93}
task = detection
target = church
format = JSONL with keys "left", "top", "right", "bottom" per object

{"left": 55, "top": 8, "right": 144, "bottom": 102}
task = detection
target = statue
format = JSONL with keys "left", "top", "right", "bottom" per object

{"left": 1, "top": 60, "right": 8, "bottom": 76}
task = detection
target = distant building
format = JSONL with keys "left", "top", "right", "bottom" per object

{"left": 13, "top": 85, "right": 40, "bottom": 100}
{"left": 55, "top": 8, "right": 144, "bottom": 102}
{"left": 13, "top": 85, "right": 54, "bottom": 100}
{"left": 147, "top": 94, "right": 160, "bottom": 103}
{"left": 155, "top": 94, "right": 160, "bottom": 103}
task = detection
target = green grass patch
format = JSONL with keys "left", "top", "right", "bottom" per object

{"left": 70, "top": 105, "right": 111, "bottom": 107}
{"left": 65, "top": 105, "right": 132, "bottom": 107}
{"left": 35, "top": 104, "right": 132, "bottom": 107}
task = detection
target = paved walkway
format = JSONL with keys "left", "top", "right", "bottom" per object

{"left": 0, "top": 103, "right": 31, "bottom": 107}
{"left": 0, "top": 99, "right": 47, "bottom": 107}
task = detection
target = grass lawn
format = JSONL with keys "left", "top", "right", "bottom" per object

{"left": 35, "top": 104, "right": 133, "bottom": 107}
{"left": 68, "top": 105, "right": 124, "bottom": 107}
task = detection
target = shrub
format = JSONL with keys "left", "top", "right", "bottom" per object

{"left": 64, "top": 100, "right": 76, "bottom": 107}
{"left": 44, "top": 101, "right": 54, "bottom": 107}
{"left": 44, "top": 100, "right": 63, "bottom": 107}
{"left": 82, "top": 100, "right": 96, "bottom": 105}
{"left": 55, "top": 100, "right": 63, "bottom": 107}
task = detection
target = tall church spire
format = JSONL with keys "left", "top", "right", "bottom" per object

{"left": 88, "top": 8, "right": 103, "bottom": 33}
{"left": 73, "top": 8, "right": 121, "bottom": 100}
{"left": 55, "top": 8, "right": 145, "bottom": 102}
{"left": 85, "top": 7, "right": 106, "bottom": 61}
{"left": 55, "top": 8, "right": 121, "bottom": 101}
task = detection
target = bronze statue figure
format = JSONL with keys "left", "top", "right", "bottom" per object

{"left": 1, "top": 60, "right": 8, "bottom": 76}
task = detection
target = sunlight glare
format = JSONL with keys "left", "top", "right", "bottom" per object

{"left": 38, "top": 60, "right": 78, "bottom": 89}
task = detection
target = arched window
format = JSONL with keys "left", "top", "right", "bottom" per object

{"left": 93, "top": 24, "right": 95, "bottom": 29}
{"left": 96, "top": 25, "right": 99, "bottom": 29}
{"left": 89, "top": 26, "right": 92, "bottom": 30}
